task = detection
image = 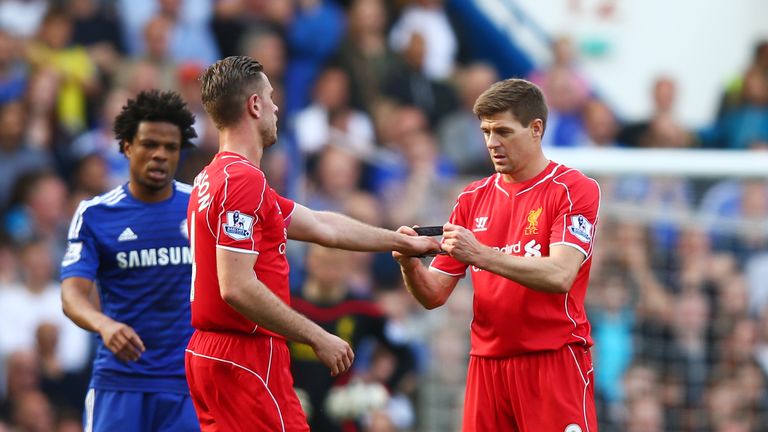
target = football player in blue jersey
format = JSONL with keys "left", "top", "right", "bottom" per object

{"left": 61, "top": 90, "right": 200, "bottom": 431}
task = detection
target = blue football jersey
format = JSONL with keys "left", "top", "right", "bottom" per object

{"left": 61, "top": 182, "right": 193, "bottom": 393}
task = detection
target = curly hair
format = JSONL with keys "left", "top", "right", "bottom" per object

{"left": 113, "top": 90, "right": 197, "bottom": 153}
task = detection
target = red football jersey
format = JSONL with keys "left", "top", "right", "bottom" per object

{"left": 431, "top": 161, "right": 600, "bottom": 357}
{"left": 187, "top": 151, "right": 295, "bottom": 337}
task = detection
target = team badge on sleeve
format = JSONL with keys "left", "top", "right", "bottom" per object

{"left": 223, "top": 210, "right": 255, "bottom": 241}
{"left": 568, "top": 214, "right": 593, "bottom": 243}
{"left": 62, "top": 242, "right": 83, "bottom": 266}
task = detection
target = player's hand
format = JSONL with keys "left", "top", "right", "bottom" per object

{"left": 311, "top": 332, "right": 354, "bottom": 377}
{"left": 393, "top": 226, "right": 441, "bottom": 259}
{"left": 442, "top": 223, "right": 486, "bottom": 265}
{"left": 97, "top": 319, "right": 146, "bottom": 362}
{"left": 392, "top": 226, "right": 418, "bottom": 264}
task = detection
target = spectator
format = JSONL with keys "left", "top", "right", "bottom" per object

{"left": 381, "top": 32, "right": 458, "bottom": 127}
{"left": 0, "top": 239, "right": 90, "bottom": 375}
{"left": 26, "top": 8, "right": 99, "bottom": 134}
{"left": 283, "top": 0, "right": 346, "bottom": 115}
{"left": 69, "top": 86, "right": 131, "bottom": 188}
{"left": 388, "top": 0, "right": 457, "bottom": 81}
{"left": 293, "top": 65, "right": 375, "bottom": 155}
{"left": 0, "top": 102, "right": 53, "bottom": 209}
{"left": 437, "top": 63, "right": 497, "bottom": 175}
{"left": 3, "top": 172, "right": 68, "bottom": 258}
{"left": 290, "top": 244, "right": 417, "bottom": 432}
{"left": 337, "top": 0, "right": 398, "bottom": 114}
{"left": 0, "top": 30, "right": 28, "bottom": 104}
{"left": 581, "top": 98, "right": 623, "bottom": 147}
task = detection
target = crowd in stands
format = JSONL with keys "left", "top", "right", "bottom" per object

{"left": 0, "top": 0, "right": 766, "bottom": 431}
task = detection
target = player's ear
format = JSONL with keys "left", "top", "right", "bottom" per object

{"left": 530, "top": 119, "right": 543, "bottom": 139}
{"left": 122, "top": 140, "right": 133, "bottom": 156}
{"left": 247, "top": 93, "right": 260, "bottom": 119}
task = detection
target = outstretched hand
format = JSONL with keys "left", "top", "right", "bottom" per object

{"left": 392, "top": 226, "right": 441, "bottom": 262}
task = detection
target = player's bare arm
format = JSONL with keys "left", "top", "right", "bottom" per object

{"left": 441, "top": 223, "right": 585, "bottom": 294}
{"left": 216, "top": 247, "right": 354, "bottom": 376}
{"left": 287, "top": 203, "right": 441, "bottom": 255}
{"left": 61, "top": 277, "right": 146, "bottom": 362}
{"left": 393, "top": 225, "right": 460, "bottom": 309}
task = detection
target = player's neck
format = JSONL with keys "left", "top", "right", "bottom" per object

{"left": 219, "top": 125, "right": 264, "bottom": 167}
{"left": 128, "top": 181, "right": 173, "bottom": 203}
{"left": 500, "top": 154, "right": 550, "bottom": 183}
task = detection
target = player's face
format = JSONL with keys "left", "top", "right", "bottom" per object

{"left": 124, "top": 121, "right": 182, "bottom": 194}
{"left": 480, "top": 111, "right": 542, "bottom": 178}
{"left": 257, "top": 78, "right": 279, "bottom": 148}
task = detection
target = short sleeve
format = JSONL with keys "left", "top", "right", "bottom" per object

{"left": 430, "top": 195, "right": 468, "bottom": 277}
{"left": 215, "top": 166, "right": 267, "bottom": 254}
{"left": 549, "top": 176, "right": 600, "bottom": 258}
{"left": 60, "top": 203, "right": 99, "bottom": 281}
{"left": 276, "top": 192, "right": 295, "bottom": 227}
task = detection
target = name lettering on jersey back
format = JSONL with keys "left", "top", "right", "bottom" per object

{"left": 472, "top": 239, "right": 541, "bottom": 272}
{"left": 194, "top": 171, "right": 212, "bottom": 211}
{"left": 116, "top": 246, "right": 192, "bottom": 269}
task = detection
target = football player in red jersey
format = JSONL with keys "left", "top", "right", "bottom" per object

{"left": 184, "top": 56, "right": 440, "bottom": 432}
{"left": 394, "top": 78, "right": 601, "bottom": 431}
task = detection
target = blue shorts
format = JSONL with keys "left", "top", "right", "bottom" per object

{"left": 83, "top": 388, "right": 200, "bottom": 432}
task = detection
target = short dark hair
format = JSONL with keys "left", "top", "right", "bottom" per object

{"left": 200, "top": 56, "right": 266, "bottom": 129}
{"left": 113, "top": 90, "right": 197, "bottom": 153}
{"left": 473, "top": 78, "right": 548, "bottom": 132}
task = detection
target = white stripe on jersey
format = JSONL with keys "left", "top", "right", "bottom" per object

{"left": 515, "top": 164, "right": 561, "bottom": 196}
{"left": 175, "top": 181, "right": 193, "bottom": 193}
{"left": 68, "top": 186, "right": 125, "bottom": 239}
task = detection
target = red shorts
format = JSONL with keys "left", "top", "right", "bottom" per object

{"left": 185, "top": 330, "right": 309, "bottom": 432}
{"left": 463, "top": 344, "right": 597, "bottom": 432}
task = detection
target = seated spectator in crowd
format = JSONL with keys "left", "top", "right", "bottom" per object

{"left": 381, "top": 32, "right": 458, "bottom": 127}
{"left": 25, "top": 8, "right": 99, "bottom": 134}
{"left": 388, "top": 0, "right": 457, "bottom": 81}
{"left": 115, "top": 15, "right": 178, "bottom": 92}
{"left": 290, "top": 244, "right": 417, "bottom": 432}
{"left": 0, "top": 30, "right": 28, "bottom": 104}
{"left": 0, "top": 350, "right": 40, "bottom": 423}
{"left": 539, "top": 66, "right": 588, "bottom": 147}
{"left": 293, "top": 65, "right": 375, "bottom": 156}
{"left": 437, "top": 63, "right": 497, "bottom": 175}
{"left": 305, "top": 145, "right": 366, "bottom": 213}
{"left": 621, "top": 76, "right": 698, "bottom": 150}
{"left": 711, "top": 68, "right": 768, "bottom": 149}
{"left": 580, "top": 98, "right": 624, "bottom": 147}
{"left": 69, "top": 87, "right": 131, "bottom": 188}
{"left": 337, "top": 0, "right": 398, "bottom": 115}
{"left": 0, "top": 239, "right": 90, "bottom": 376}
{"left": 529, "top": 35, "right": 591, "bottom": 109}
{"left": 0, "top": 101, "right": 52, "bottom": 210}
{"left": 3, "top": 172, "right": 68, "bottom": 259}
{"left": 284, "top": 0, "right": 346, "bottom": 116}
{"left": 67, "top": 0, "right": 125, "bottom": 79}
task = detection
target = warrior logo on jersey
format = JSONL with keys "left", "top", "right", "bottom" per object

{"left": 524, "top": 207, "right": 542, "bottom": 235}
{"left": 568, "top": 214, "right": 593, "bottom": 243}
{"left": 223, "top": 210, "right": 255, "bottom": 240}
{"left": 473, "top": 216, "right": 489, "bottom": 232}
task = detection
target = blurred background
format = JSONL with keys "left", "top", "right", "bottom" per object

{"left": 0, "top": 0, "right": 766, "bottom": 431}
